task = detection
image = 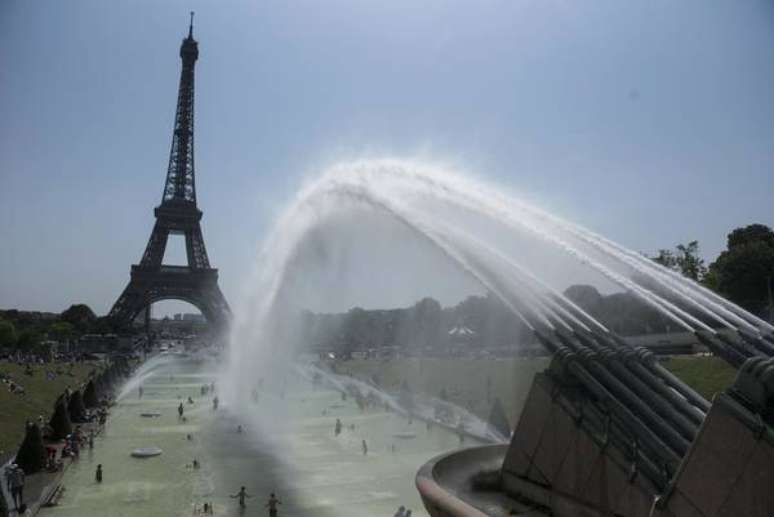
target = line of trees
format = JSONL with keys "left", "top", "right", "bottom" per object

{"left": 651, "top": 224, "right": 774, "bottom": 319}
{"left": 0, "top": 303, "right": 116, "bottom": 354}
{"left": 302, "top": 293, "right": 534, "bottom": 358}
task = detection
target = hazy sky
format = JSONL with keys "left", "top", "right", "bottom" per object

{"left": 2, "top": 0, "right": 773, "bottom": 316}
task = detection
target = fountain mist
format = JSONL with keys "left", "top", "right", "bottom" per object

{"left": 222, "top": 158, "right": 771, "bottom": 415}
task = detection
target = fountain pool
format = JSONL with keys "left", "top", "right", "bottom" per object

{"left": 41, "top": 355, "right": 479, "bottom": 516}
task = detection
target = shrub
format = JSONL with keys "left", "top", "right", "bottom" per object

{"left": 68, "top": 390, "right": 87, "bottom": 423}
{"left": 49, "top": 396, "right": 72, "bottom": 440}
{"left": 15, "top": 422, "right": 46, "bottom": 474}
{"left": 83, "top": 380, "right": 98, "bottom": 408}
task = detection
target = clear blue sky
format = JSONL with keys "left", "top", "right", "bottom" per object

{"left": 1, "top": 0, "right": 773, "bottom": 315}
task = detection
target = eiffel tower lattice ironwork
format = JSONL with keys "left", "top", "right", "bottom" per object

{"left": 109, "top": 14, "right": 230, "bottom": 330}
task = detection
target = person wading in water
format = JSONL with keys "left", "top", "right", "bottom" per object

{"left": 266, "top": 492, "right": 281, "bottom": 516}
{"left": 230, "top": 486, "right": 251, "bottom": 508}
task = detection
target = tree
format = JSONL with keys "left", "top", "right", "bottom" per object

{"left": 0, "top": 319, "right": 17, "bottom": 348}
{"left": 83, "top": 380, "right": 99, "bottom": 408}
{"left": 675, "top": 241, "right": 707, "bottom": 281}
{"left": 15, "top": 422, "right": 46, "bottom": 474}
{"left": 652, "top": 241, "right": 706, "bottom": 281}
{"left": 49, "top": 396, "right": 72, "bottom": 440}
{"left": 708, "top": 224, "right": 774, "bottom": 317}
{"left": 652, "top": 249, "right": 677, "bottom": 270}
{"left": 410, "top": 297, "right": 443, "bottom": 349}
{"left": 68, "top": 390, "right": 87, "bottom": 422}
{"left": 727, "top": 224, "right": 774, "bottom": 249}
{"left": 16, "top": 329, "right": 41, "bottom": 350}
{"left": 49, "top": 321, "right": 75, "bottom": 343}
{"left": 92, "top": 316, "right": 115, "bottom": 335}
{"left": 61, "top": 304, "right": 97, "bottom": 333}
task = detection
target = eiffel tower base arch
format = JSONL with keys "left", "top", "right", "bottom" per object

{"left": 110, "top": 266, "right": 230, "bottom": 332}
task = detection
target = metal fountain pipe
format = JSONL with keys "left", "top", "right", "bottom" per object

{"left": 585, "top": 330, "right": 706, "bottom": 423}
{"left": 619, "top": 348, "right": 706, "bottom": 425}
{"left": 552, "top": 330, "right": 691, "bottom": 457}
{"left": 714, "top": 331, "right": 762, "bottom": 360}
{"left": 572, "top": 330, "right": 700, "bottom": 440}
{"left": 694, "top": 330, "right": 747, "bottom": 368}
{"left": 549, "top": 297, "right": 700, "bottom": 418}
{"left": 533, "top": 331, "right": 682, "bottom": 468}
{"left": 606, "top": 332, "right": 713, "bottom": 412}
{"left": 601, "top": 349, "right": 699, "bottom": 440}
{"left": 737, "top": 329, "right": 774, "bottom": 357}
{"left": 761, "top": 332, "right": 774, "bottom": 348}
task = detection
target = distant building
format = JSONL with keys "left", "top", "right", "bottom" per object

{"left": 182, "top": 313, "right": 205, "bottom": 324}
{"left": 447, "top": 324, "right": 477, "bottom": 356}
{"left": 448, "top": 325, "right": 476, "bottom": 339}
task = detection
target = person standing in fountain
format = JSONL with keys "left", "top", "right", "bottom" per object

{"left": 95, "top": 464, "right": 102, "bottom": 483}
{"left": 266, "top": 492, "right": 281, "bottom": 516}
{"left": 178, "top": 402, "right": 185, "bottom": 419}
{"left": 213, "top": 396, "right": 219, "bottom": 410}
{"left": 334, "top": 418, "right": 342, "bottom": 436}
{"left": 230, "top": 486, "right": 251, "bottom": 508}
{"left": 362, "top": 439, "right": 368, "bottom": 455}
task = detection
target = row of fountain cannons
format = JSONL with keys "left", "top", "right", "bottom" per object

{"left": 416, "top": 324, "right": 774, "bottom": 517}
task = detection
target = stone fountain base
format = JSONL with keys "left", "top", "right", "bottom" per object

{"left": 417, "top": 358, "right": 774, "bottom": 516}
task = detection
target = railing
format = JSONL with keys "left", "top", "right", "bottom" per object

{"left": 159, "top": 265, "right": 191, "bottom": 274}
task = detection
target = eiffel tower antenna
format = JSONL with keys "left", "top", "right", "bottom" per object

{"left": 189, "top": 11, "right": 194, "bottom": 38}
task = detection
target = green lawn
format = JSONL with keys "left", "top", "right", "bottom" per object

{"left": 0, "top": 361, "right": 102, "bottom": 457}
{"left": 661, "top": 355, "right": 737, "bottom": 401}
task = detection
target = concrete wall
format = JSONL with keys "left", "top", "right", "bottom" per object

{"left": 654, "top": 393, "right": 774, "bottom": 517}
{"left": 501, "top": 373, "right": 659, "bottom": 516}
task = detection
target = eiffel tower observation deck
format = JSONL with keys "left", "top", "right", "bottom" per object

{"left": 109, "top": 14, "right": 230, "bottom": 331}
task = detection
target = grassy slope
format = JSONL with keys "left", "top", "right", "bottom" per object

{"left": 0, "top": 361, "right": 101, "bottom": 457}
{"left": 661, "top": 355, "right": 737, "bottom": 401}
{"left": 339, "top": 355, "right": 737, "bottom": 429}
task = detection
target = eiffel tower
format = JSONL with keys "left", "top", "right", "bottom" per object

{"left": 109, "top": 14, "right": 230, "bottom": 331}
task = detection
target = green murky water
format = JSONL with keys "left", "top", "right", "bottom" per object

{"left": 41, "top": 356, "right": 476, "bottom": 516}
